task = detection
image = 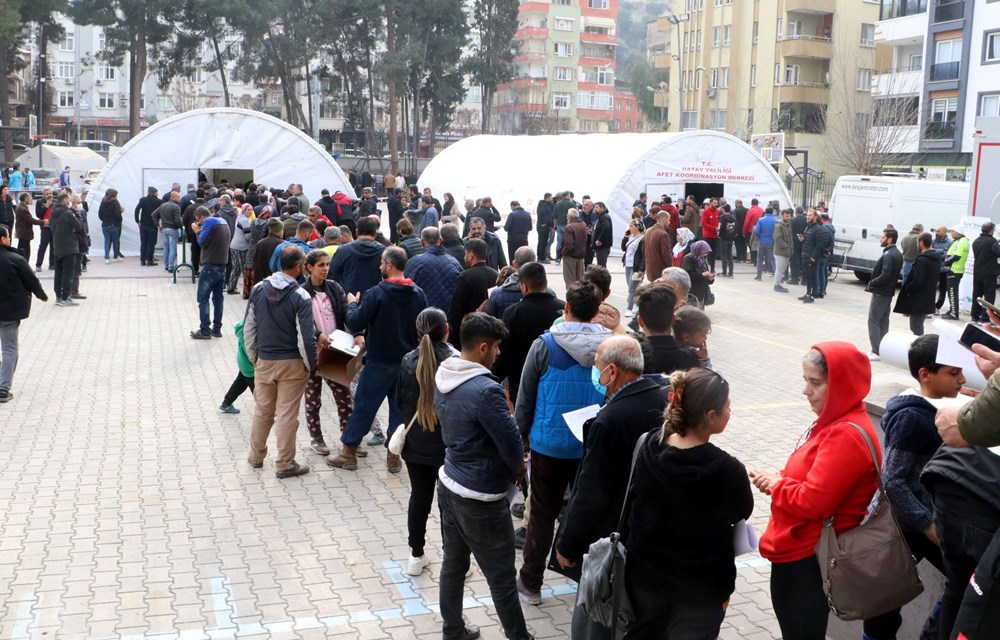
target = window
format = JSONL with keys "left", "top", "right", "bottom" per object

{"left": 981, "top": 94, "right": 1000, "bottom": 117}
{"left": 684, "top": 32, "right": 690, "bottom": 51}
{"left": 96, "top": 64, "right": 115, "bottom": 80}
{"left": 139, "top": 95, "right": 146, "bottom": 110}
{"left": 552, "top": 93, "right": 570, "bottom": 109}
{"left": 187, "top": 69, "right": 204, "bottom": 83}
{"left": 785, "top": 64, "right": 801, "bottom": 84}
{"left": 554, "top": 18, "right": 574, "bottom": 31}
{"left": 710, "top": 109, "right": 726, "bottom": 129}
{"left": 554, "top": 67, "right": 574, "bottom": 81}
{"left": 936, "top": 38, "right": 962, "bottom": 63}
{"left": 626, "top": 101, "right": 632, "bottom": 111}
{"left": 722, "top": 67, "right": 730, "bottom": 87}
{"left": 597, "top": 67, "right": 613, "bottom": 85}
{"left": 53, "top": 62, "right": 75, "bottom": 78}
{"left": 857, "top": 68, "right": 873, "bottom": 90}
{"left": 553, "top": 42, "right": 574, "bottom": 57}
{"left": 861, "top": 23, "right": 875, "bottom": 46}
{"left": 695, "top": 71, "right": 701, "bottom": 89}
{"left": 157, "top": 96, "right": 173, "bottom": 110}
{"left": 726, "top": 0, "right": 734, "bottom": 5}
{"left": 587, "top": 0, "right": 608, "bottom": 8}
{"left": 60, "top": 32, "right": 74, "bottom": 51}
{"left": 775, "top": 63, "right": 782, "bottom": 84}
{"left": 751, "top": 65, "right": 757, "bottom": 87}
{"left": 577, "top": 91, "right": 613, "bottom": 110}
{"left": 777, "top": 19, "right": 783, "bottom": 40}
{"left": 552, "top": 0, "right": 570, "bottom": 4}
{"left": 752, "top": 21, "right": 759, "bottom": 44}
{"left": 625, "top": 120, "right": 632, "bottom": 130}
{"left": 681, "top": 111, "right": 698, "bottom": 129}
{"left": 787, "top": 20, "right": 803, "bottom": 37}
{"left": 682, "top": 70, "right": 690, "bottom": 90}
{"left": 985, "top": 32, "right": 1000, "bottom": 62}
{"left": 715, "top": 0, "right": 723, "bottom": 6}
{"left": 713, "top": 27, "right": 721, "bottom": 47}
{"left": 697, "top": 30, "right": 703, "bottom": 50}
{"left": 724, "top": 25, "right": 732, "bottom": 46}
{"left": 909, "top": 53, "right": 924, "bottom": 70}
{"left": 58, "top": 91, "right": 74, "bottom": 108}
{"left": 98, "top": 33, "right": 106, "bottom": 50}
{"left": 98, "top": 92, "right": 115, "bottom": 109}
{"left": 711, "top": 68, "right": 719, "bottom": 88}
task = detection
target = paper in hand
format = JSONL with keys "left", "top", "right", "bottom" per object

{"left": 562, "top": 404, "right": 601, "bottom": 443}
{"left": 330, "top": 329, "right": 360, "bottom": 355}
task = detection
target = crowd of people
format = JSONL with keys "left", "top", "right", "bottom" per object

{"left": 2, "top": 174, "right": 1000, "bottom": 640}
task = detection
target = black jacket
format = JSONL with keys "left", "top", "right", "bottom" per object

{"left": 50, "top": 204, "right": 83, "bottom": 258}
{"left": 449, "top": 262, "right": 499, "bottom": 346}
{"left": 895, "top": 251, "right": 941, "bottom": 316}
{"left": 443, "top": 238, "right": 466, "bottom": 266}
{"left": 973, "top": 234, "right": 1000, "bottom": 278}
{"left": 504, "top": 208, "right": 532, "bottom": 248}
{"left": 98, "top": 199, "right": 123, "bottom": 227}
{"left": 398, "top": 341, "right": 457, "bottom": 467}
{"left": 471, "top": 205, "right": 501, "bottom": 232}
{"left": 0, "top": 244, "right": 47, "bottom": 321}
{"left": 134, "top": 194, "right": 161, "bottom": 227}
{"left": 465, "top": 231, "right": 507, "bottom": 271}
{"left": 536, "top": 200, "right": 554, "bottom": 228}
{"left": 0, "top": 196, "right": 14, "bottom": 228}
{"left": 802, "top": 221, "right": 833, "bottom": 261}
{"left": 492, "top": 291, "right": 565, "bottom": 405}
{"left": 620, "top": 233, "right": 645, "bottom": 272}
{"left": 866, "top": 244, "right": 903, "bottom": 297}
{"left": 346, "top": 280, "right": 428, "bottom": 363}
{"left": 593, "top": 212, "right": 613, "bottom": 250}
{"left": 681, "top": 253, "right": 712, "bottom": 305}
{"left": 556, "top": 378, "right": 668, "bottom": 564}
{"left": 316, "top": 196, "right": 340, "bottom": 223}
{"left": 790, "top": 214, "right": 808, "bottom": 250}
{"left": 645, "top": 335, "right": 700, "bottom": 375}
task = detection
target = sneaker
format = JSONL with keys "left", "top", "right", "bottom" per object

{"left": 190, "top": 330, "right": 212, "bottom": 340}
{"left": 368, "top": 433, "right": 386, "bottom": 446}
{"left": 247, "top": 456, "right": 264, "bottom": 469}
{"left": 868, "top": 353, "right": 881, "bottom": 362}
{"left": 624, "top": 310, "right": 632, "bottom": 318}
{"left": 34, "top": 266, "right": 41, "bottom": 273}
{"left": 310, "top": 440, "right": 331, "bottom": 456}
{"left": 802, "top": 296, "right": 815, "bottom": 304}
{"left": 210, "top": 331, "right": 224, "bottom": 338}
{"left": 54, "top": 299, "right": 67, "bottom": 307}
{"left": 407, "top": 554, "right": 430, "bottom": 576}
{"left": 774, "top": 285, "right": 789, "bottom": 293}
{"left": 63, "top": 298, "right": 79, "bottom": 306}
{"left": 754, "top": 275, "right": 762, "bottom": 281}
{"left": 514, "top": 526, "right": 527, "bottom": 549}
{"left": 218, "top": 404, "right": 240, "bottom": 415}
{"left": 275, "top": 461, "right": 310, "bottom": 479}
{"left": 941, "top": 312, "right": 959, "bottom": 320}
{"left": 0, "top": 390, "right": 12, "bottom": 403}
{"left": 104, "top": 259, "right": 110, "bottom": 264}
{"left": 797, "top": 295, "right": 810, "bottom": 301}
{"left": 70, "top": 294, "right": 87, "bottom": 300}
{"left": 516, "top": 577, "right": 542, "bottom": 606}
{"left": 511, "top": 502, "right": 526, "bottom": 519}
{"left": 458, "top": 625, "right": 481, "bottom": 640}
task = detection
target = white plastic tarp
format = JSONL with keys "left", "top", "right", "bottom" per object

{"left": 85, "top": 108, "right": 353, "bottom": 253}
{"left": 14, "top": 145, "right": 107, "bottom": 181}
{"left": 418, "top": 131, "right": 793, "bottom": 249}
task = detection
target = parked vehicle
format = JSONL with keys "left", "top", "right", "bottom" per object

{"left": 29, "top": 169, "right": 62, "bottom": 198}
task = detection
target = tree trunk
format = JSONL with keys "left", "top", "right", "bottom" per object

{"left": 386, "top": 0, "right": 398, "bottom": 174}
{"left": 481, "top": 84, "right": 492, "bottom": 133}
{"left": 428, "top": 112, "right": 436, "bottom": 159}
{"left": 305, "top": 63, "right": 314, "bottom": 137}
{"left": 0, "top": 55, "right": 13, "bottom": 163}
{"left": 412, "top": 81, "right": 421, "bottom": 159}
{"left": 364, "top": 52, "right": 378, "bottom": 158}
{"left": 209, "top": 29, "right": 230, "bottom": 107}
{"left": 129, "top": 17, "right": 146, "bottom": 140}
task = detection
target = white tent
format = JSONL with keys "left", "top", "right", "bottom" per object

{"left": 85, "top": 108, "right": 353, "bottom": 253}
{"left": 419, "top": 131, "right": 793, "bottom": 243}
{"left": 15, "top": 145, "right": 107, "bottom": 181}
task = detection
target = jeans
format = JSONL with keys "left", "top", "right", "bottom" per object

{"left": 196, "top": 265, "right": 226, "bottom": 335}
{"left": 554, "top": 225, "right": 566, "bottom": 259}
{"left": 946, "top": 273, "right": 963, "bottom": 317}
{"left": 0, "top": 320, "right": 19, "bottom": 393}
{"left": 902, "top": 260, "right": 914, "bottom": 286}
{"left": 340, "top": 359, "right": 403, "bottom": 447}
{"left": 933, "top": 482, "right": 1000, "bottom": 640}
{"left": 595, "top": 247, "right": 610, "bottom": 267}
{"left": 102, "top": 225, "right": 122, "bottom": 260}
{"left": 162, "top": 228, "right": 179, "bottom": 271}
{"left": 756, "top": 243, "right": 775, "bottom": 276}
{"left": 817, "top": 258, "right": 830, "bottom": 296}
{"left": 437, "top": 483, "right": 531, "bottom": 640}
{"left": 35, "top": 227, "right": 52, "bottom": 269}
{"left": 720, "top": 239, "right": 734, "bottom": 276}
{"left": 774, "top": 255, "right": 790, "bottom": 287}
{"left": 770, "top": 555, "right": 829, "bottom": 640}
{"left": 249, "top": 358, "right": 310, "bottom": 471}
{"left": 16, "top": 238, "right": 30, "bottom": 265}
{"left": 625, "top": 579, "right": 727, "bottom": 640}
{"left": 53, "top": 254, "right": 77, "bottom": 300}
{"left": 625, "top": 266, "right": 641, "bottom": 311}
{"left": 868, "top": 294, "right": 893, "bottom": 354}
{"left": 222, "top": 373, "right": 255, "bottom": 407}
{"left": 304, "top": 373, "right": 353, "bottom": 442}
{"left": 519, "top": 451, "right": 580, "bottom": 591}
{"left": 139, "top": 225, "right": 158, "bottom": 264}
{"left": 863, "top": 529, "right": 944, "bottom": 640}
{"left": 971, "top": 275, "right": 997, "bottom": 321}
{"left": 406, "top": 462, "right": 440, "bottom": 557}
{"left": 536, "top": 226, "right": 551, "bottom": 261}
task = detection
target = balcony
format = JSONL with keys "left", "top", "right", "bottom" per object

{"left": 779, "top": 35, "right": 833, "bottom": 59}
{"left": 580, "top": 31, "right": 617, "bottom": 45}
{"left": 777, "top": 82, "right": 831, "bottom": 104}
{"left": 654, "top": 53, "right": 672, "bottom": 70}
{"left": 925, "top": 121, "right": 956, "bottom": 139}
{"left": 786, "top": 0, "right": 835, "bottom": 13}
{"left": 514, "top": 26, "right": 548, "bottom": 40}
{"left": 513, "top": 51, "right": 546, "bottom": 64}
{"left": 874, "top": 13, "right": 927, "bottom": 44}
{"left": 929, "top": 61, "right": 960, "bottom": 81}
{"left": 518, "top": 1, "right": 549, "bottom": 14}
{"left": 872, "top": 69, "right": 923, "bottom": 96}
{"left": 933, "top": 0, "right": 963, "bottom": 22}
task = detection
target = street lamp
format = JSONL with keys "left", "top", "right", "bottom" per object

{"left": 645, "top": 84, "right": 668, "bottom": 130}
{"left": 665, "top": 13, "right": 689, "bottom": 131}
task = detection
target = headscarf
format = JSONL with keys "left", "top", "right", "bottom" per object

{"left": 240, "top": 202, "right": 255, "bottom": 222}
{"left": 690, "top": 240, "right": 711, "bottom": 271}
{"left": 673, "top": 227, "right": 695, "bottom": 260}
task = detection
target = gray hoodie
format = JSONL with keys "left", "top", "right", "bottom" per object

{"left": 243, "top": 272, "right": 317, "bottom": 371}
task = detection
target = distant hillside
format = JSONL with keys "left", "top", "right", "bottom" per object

{"left": 617, "top": 0, "right": 669, "bottom": 82}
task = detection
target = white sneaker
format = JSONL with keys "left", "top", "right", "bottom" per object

{"left": 407, "top": 554, "right": 430, "bottom": 576}
{"left": 104, "top": 259, "right": 110, "bottom": 264}
{"left": 624, "top": 310, "right": 633, "bottom": 318}
{"left": 868, "top": 353, "right": 881, "bottom": 361}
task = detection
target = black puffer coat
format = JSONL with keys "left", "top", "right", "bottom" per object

{"left": 397, "top": 340, "right": 458, "bottom": 467}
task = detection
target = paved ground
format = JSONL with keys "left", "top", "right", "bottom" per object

{"left": 0, "top": 243, "right": 935, "bottom": 639}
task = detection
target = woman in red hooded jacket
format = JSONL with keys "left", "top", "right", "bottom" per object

{"left": 749, "top": 341, "right": 882, "bottom": 640}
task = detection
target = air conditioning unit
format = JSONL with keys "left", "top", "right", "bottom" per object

{"left": 94, "top": 79, "right": 103, "bottom": 86}
{"left": 706, "top": 88, "right": 718, "bottom": 98}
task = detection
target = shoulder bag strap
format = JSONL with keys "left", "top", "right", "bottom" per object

{"left": 822, "top": 422, "right": 885, "bottom": 527}
{"left": 616, "top": 431, "right": 650, "bottom": 533}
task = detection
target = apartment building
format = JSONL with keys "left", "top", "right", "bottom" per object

{"left": 494, "top": 0, "right": 630, "bottom": 134}
{"left": 873, "top": 0, "right": 999, "bottom": 178}
{"left": 652, "top": 0, "right": 880, "bottom": 178}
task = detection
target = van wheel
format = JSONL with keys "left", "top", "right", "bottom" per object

{"left": 854, "top": 270, "right": 871, "bottom": 282}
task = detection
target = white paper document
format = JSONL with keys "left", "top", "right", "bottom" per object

{"left": 330, "top": 330, "right": 360, "bottom": 355}
{"left": 563, "top": 404, "right": 601, "bottom": 443}
{"left": 733, "top": 520, "right": 759, "bottom": 556}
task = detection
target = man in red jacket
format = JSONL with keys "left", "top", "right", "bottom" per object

{"left": 663, "top": 196, "right": 680, "bottom": 243}
{"left": 701, "top": 198, "right": 720, "bottom": 272}
{"left": 742, "top": 198, "right": 766, "bottom": 264}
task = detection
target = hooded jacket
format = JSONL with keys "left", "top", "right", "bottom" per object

{"left": 329, "top": 238, "right": 385, "bottom": 296}
{"left": 345, "top": 279, "right": 427, "bottom": 363}
{"left": 243, "top": 272, "right": 318, "bottom": 371}
{"left": 753, "top": 212, "right": 777, "bottom": 245}
{"left": 435, "top": 357, "right": 525, "bottom": 495}
{"left": 760, "top": 341, "right": 881, "bottom": 564}
{"left": 514, "top": 322, "right": 611, "bottom": 459}
{"left": 0, "top": 243, "right": 48, "bottom": 322}
{"left": 398, "top": 341, "right": 459, "bottom": 467}
{"left": 50, "top": 203, "right": 83, "bottom": 258}
{"left": 774, "top": 218, "right": 794, "bottom": 258}
{"left": 625, "top": 435, "right": 753, "bottom": 605}
{"left": 217, "top": 203, "right": 238, "bottom": 233}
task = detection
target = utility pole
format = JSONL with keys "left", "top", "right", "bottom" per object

{"left": 37, "top": 24, "right": 47, "bottom": 142}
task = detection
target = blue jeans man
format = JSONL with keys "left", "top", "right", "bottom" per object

{"left": 554, "top": 225, "right": 565, "bottom": 262}
{"left": 817, "top": 257, "right": 830, "bottom": 296}
{"left": 162, "top": 228, "right": 180, "bottom": 272}
{"left": 196, "top": 265, "right": 226, "bottom": 336}
{"left": 102, "top": 225, "right": 122, "bottom": 261}
{"left": 340, "top": 359, "right": 403, "bottom": 447}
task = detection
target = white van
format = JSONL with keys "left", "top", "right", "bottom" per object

{"left": 78, "top": 140, "right": 114, "bottom": 156}
{"left": 828, "top": 175, "right": 970, "bottom": 279}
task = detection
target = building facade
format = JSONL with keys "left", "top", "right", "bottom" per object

{"left": 651, "top": 0, "right": 880, "bottom": 179}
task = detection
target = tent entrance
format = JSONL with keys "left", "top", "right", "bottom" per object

{"left": 201, "top": 168, "right": 254, "bottom": 188}
{"left": 684, "top": 182, "right": 725, "bottom": 206}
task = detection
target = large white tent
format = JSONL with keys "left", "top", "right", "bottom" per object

{"left": 14, "top": 145, "right": 107, "bottom": 183}
{"left": 419, "top": 131, "right": 793, "bottom": 244}
{"left": 85, "top": 108, "right": 353, "bottom": 253}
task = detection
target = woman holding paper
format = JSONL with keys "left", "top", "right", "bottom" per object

{"left": 750, "top": 342, "right": 880, "bottom": 640}
{"left": 623, "top": 368, "right": 753, "bottom": 639}
{"left": 301, "top": 250, "right": 356, "bottom": 458}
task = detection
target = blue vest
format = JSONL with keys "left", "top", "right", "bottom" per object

{"left": 528, "top": 332, "right": 604, "bottom": 459}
